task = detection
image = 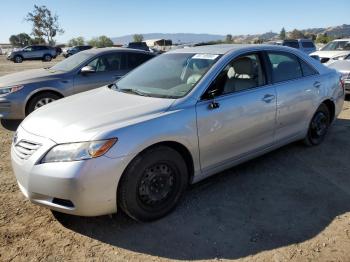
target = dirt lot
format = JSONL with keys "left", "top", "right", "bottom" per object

{"left": 0, "top": 55, "right": 350, "bottom": 262}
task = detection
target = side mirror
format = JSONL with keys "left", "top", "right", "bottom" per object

{"left": 206, "top": 87, "right": 220, "bottom": 109}
{"left": 310, "top": 55, "right": 320, "bottom": 62}
{"left": 81, "top": 66, "right": 96, "bottom": 74}
{"left": 207, "top": 88, "right": 220, "bottom": 98}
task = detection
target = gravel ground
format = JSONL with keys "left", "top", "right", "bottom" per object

{"left": 0, "top": 55, "right": 350, "bottom": 261}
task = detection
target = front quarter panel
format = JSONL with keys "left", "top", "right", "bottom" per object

{"left": 99, "top": 105, "right": 201, "bottom": 178}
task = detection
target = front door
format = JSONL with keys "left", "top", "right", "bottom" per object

{"left": 196, "top": 52, "right": 277, "bottom": 172}
{"left": 73, "top": 53, "right": 127, "bottom": 94}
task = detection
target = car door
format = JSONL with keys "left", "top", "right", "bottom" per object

{"left": 196, "top": 52, "right": 277, "bottom": 172}
{"left": 73, "top": 52, "right": 127, "bottom": 94}
{"left": 265, "top": 51, "right": 320, "bottom": 142}
{"left": 22, "top": 46, "right": 35, "bottom": 59}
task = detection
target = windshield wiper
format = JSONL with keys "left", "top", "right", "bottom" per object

{"left": 113, "top": 85, "right": 151, "bottom": 97}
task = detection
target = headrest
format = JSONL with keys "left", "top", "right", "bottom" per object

{"left": 232, "top": 57, "right": 254, "bottom": 75}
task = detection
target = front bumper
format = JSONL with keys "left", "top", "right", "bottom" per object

{"left": 11, "top": 126, "right": 130, "bottom": 216}
{"left": 0, "top": 95, "right": 25, "bottom": 119}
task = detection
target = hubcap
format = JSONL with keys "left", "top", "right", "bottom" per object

{"left": 34, "top": 98, "right": 55, "bottom": 110}
{"left": 310, "top": 112, "right": 328, "bottom": 139}
{"left": 138, "top": 163, "right": 175, "bottom": 206}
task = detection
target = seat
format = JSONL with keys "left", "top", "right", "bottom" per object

{"left": 274, "top": 61, "right": 301, "bottom": 82}
{"left": 223, "top": 57, "right": 257, "bottom": 94}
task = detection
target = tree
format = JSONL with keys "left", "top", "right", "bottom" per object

{"left": 133, "top": 34, "right": 144, "bottom": 42}
{"left": 316, "top": 33, "right": 333, "bottom": 44}
{"left": 9, "top": 33, "right": 33, "bottom": 47}
{"left": 280, "top": 27, "right": 286, "bottom": 40}
{"left": 87, "top": 36, "right": 114, "bottom": 48}
{"left": 25, "top": 5, "right": 64, "bottom": 45}
{"left": 289, "top": 29, "right": 305, "bottom": 39}
{"left": 68, "top": 36, "right": 85, "bottom": 46}
{"left": 225, "top": 34, "right": 233, "bottom": 43}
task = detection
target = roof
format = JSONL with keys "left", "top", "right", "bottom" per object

{"left": 169, "top": 44, "right": 294, "bottom": 55}
{"left": 82, "top": 47, "right": 151, "bottom": 55}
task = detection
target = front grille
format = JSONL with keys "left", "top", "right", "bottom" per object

{"left": 14, "top": 140, "right": 41, "bottom": 160}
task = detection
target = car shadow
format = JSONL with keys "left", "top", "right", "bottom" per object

{"left": 53, "top": 118, "right": 350, "bottom": 260}
{"left": 0, "top": 119, "right": 22, "bottom": 131}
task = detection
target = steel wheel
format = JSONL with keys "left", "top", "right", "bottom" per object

{"left": 34, "top": 97, "right": 55, "bottom": 110}
{"left": 138, "top": 163, "right": 176, "bottom": 207}
{"left": 304, "top": 103, "right": 330, "bottom": 146}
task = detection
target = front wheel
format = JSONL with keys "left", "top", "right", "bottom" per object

{"left": 26, "top": 92, "right": 61, "bottom": 115}
{"left": 118, "top": 146, "right": 189, "bottom": 222}
{"left": 304, "top": 104, "right": 330, "bottom": 146}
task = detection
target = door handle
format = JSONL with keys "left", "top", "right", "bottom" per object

{"left": 313, "top": 81, "right": 321, "bottom": 88}
{"left": 262, "top": 94, "right": 275, "bottom": 103}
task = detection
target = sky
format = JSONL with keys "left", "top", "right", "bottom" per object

{"left": 0, "top": 0, "right": 349, "bottom": 43}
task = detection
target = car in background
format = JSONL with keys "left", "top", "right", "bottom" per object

{"left": 55, "top": 47, "right": 63, "bottom": 56}
{"left": 7, "top": 45, "right": 57, "bottom": 63}
{"left": 0, "top": 48, "right": 2, "bottom": 55}
{"left": 269, "top": 39, "right": 316, "bottom": 54}
{"left": 126, "top": 42, "right": 150, "bottom": 52}
{"left": 328, "top": 55, "right": 350, "bottom": 94}
{"left": 10, "top": 44, "right": 344, "bottom": 221}
{"left": 0, "top": 48, "right": 155, "bottom": 119}
{"left": 311, "top": 39, "right": 350, "bottom": 64}
{"left": 63, "top": 45, "right": 93, "bottom": 57}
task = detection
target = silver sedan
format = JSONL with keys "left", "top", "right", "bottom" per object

{"left": 11, "top": 44, "right": 345, "bottom": 221}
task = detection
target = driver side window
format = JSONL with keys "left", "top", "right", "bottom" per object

{"left": 207, "top": 53, "right": 266, "bottom": 97}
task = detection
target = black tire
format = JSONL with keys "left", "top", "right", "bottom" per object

{"left": 118, "top": 146, "right": 188, "bottom": 222}
{"left": 14, "top": 55, "right": 23, "bottom": 63}
{"left": 43, "top": 54, "right": 52, "bottom": 62}
{"left": 304, "top": 103, "right": 330, "bottom": 146}
{"left": 26, "top": 92, "right": 61, "bottom": 115}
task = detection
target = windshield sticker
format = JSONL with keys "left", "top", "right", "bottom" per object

{"left": 192, "top": 54, "right": 219, "bottom": 60}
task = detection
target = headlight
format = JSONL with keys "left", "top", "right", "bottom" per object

{"left": 41, "top": 138, "right": 117, "bottom": 163}
{"left": 332, "top": 55, "right": 347, "bottom": 61}
{"left": 0, "top": 85, "right": 23, "bottom": 95}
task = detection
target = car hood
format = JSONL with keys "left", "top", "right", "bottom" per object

{"left": 328, "top": 60, "right": 350, "bottom": 73}
{"left": 310, "top": 50, "right": 350, "bottom": 58}
{"left": 0, "top": 68, "right": 66, "bottom": 86}
{"left": 20, "top": 87, "right": 175, "bottom": 143}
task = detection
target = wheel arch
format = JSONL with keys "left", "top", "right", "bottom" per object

{"left": 321, "top": 99, "right": 335, "bottom": 123}
{"left": 25, "top": 89, "right": 64, "bottom": 115}
{"left": 118, "top": 140, "right": 195, "bottom": 190}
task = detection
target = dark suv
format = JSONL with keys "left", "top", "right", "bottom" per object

{"left": 126, "top": 42, "right": 151, "bottom": 52}
{"left": 7, "top": 45, "right": 57, "bottom": 63}
{"left": 63, "top": 45, "right": 93, "bottom": 57}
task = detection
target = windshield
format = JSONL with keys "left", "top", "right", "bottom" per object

{"left": 114, "top": 53, "right": 220, "bottom": 98}
{"left": 50, "top": 52, "right": 92, "bottom": 72}
{"left": 321, "top": 41, "right": 350, "bottom": 51}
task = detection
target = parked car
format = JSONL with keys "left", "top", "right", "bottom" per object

{"left": 63, "top": 45, "right": 92, "bottom": 57}
{"left": 310, "top": 38, "right": 350, "bottom": 64}
{"left": 55, "top": 46, "right": 63, "bottom": 56}
{"left": 328, "top": 55, "right": 350, "bottom": 94}
{"left": 11, "top": 44, "right": 344, "bottom": 221}
{"left": 269, "top": 39, "right": 316, "bottom": 54}
{"left": 0, "top": 48, "right": 2, "bottom": 55}
{"left": 0, "top": 48, "right": 155, "bottom": 119}
{"left": 126, "top": 42, "right": 150, "bottom": 52}
{"left": 7, "top": 45, "right": 57, "bottom": 63}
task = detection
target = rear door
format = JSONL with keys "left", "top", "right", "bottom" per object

{"left": 73, "top": 52, "right": 127, "bottom": 94}
{"left": 265, "top": 51, "right": 320, "bottom": 141}
{"left": 196, "top": 52, "right": 277, "bottom": 172}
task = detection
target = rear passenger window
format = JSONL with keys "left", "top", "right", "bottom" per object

{"left": 300, "top": 59, "right": 317, "bottom": 77}
{"left": 267, "top": 52, "right": 302, "bottom": 83}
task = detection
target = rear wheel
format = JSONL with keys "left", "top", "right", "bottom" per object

{"left": 43, "top": 54, "right": 52, "bottom": 62}
{"left": 304, "top": 104, "right": 330, "bottom": 146}
{"left": 26, "top": 92, "right": 61, "bottom": 115}
{"left": 118, "top": 146, "right": 188, "bottom": 222}
{"left": 14, "top": 55, "right": 23, "bottom": 63}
